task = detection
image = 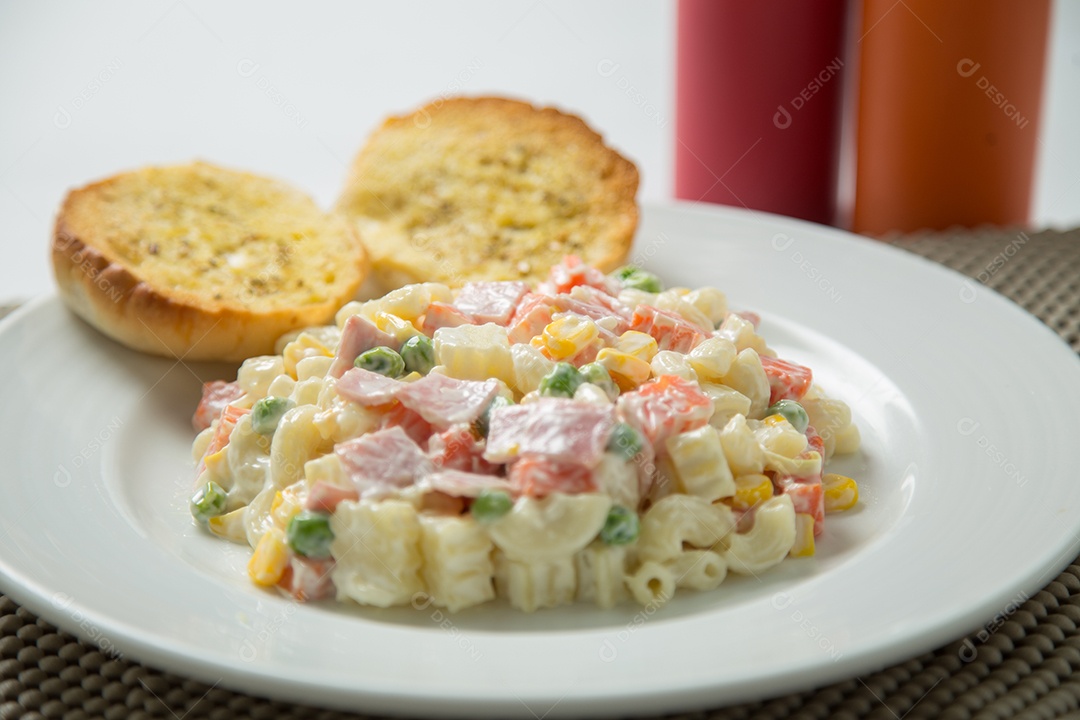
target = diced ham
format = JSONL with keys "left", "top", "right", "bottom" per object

{"left": 428, "top": 425, "right": 497, "bottom": 474}
{"left": 417, "top": 469, "right": 513, "bottom": 498}
{"left": 453, "top": 281, "right": 530, "bottom": 325}
{"left": 509, "top": 455, "right": 595, "bottom": 497}
{"left": 335, "top": 426, "right": 434, "bottom": 496}
{"left": 557, "top": 293, "right": 630, "bottom": 336}
{"left": 335, "top": 367, "right": 403, "bottom": 406}
{"left": 544, "top": 255, "right": 617, "bottom": 295}
{"left": 550, "top": 296, "right": 631, "bottom": 339}
{"left": 305, "top": 480, "right": 360, "bottom": 513}
{"left": 422, "top": 302, "right": 474, "bottom": 335}
{"left": 507, "top": 293, "right": 557, "bottom": 344}
{"left": 805, "top": 426, "right": 825, "bottom": 456}
{"left": 192, "top": 380, "right": 244, "bottom": 431}
{"left": 616, "top": 375, "right": 712, "bottom": 446}
{"left": 378, "top": 403, "right": 434, "bottom": 448}
{"left": 552, "top": 287, "right": 633, "bottom": 337}
{"left": 484, "top": 398, "right": 615, "bottom": 466}
{"left": 568, "top": 285, "right": 634, "bottom": 319}
{"left": 760, "top": 355, "right": 813, "bottom": 404}
{"left": 395, "top": 373, "right": 498, "bottom": 428}
{"left": 630, "top": 305, "right": 706, "bottom": 353}
{"left": 329, "top": 315, "right": 398, "bottom": 378}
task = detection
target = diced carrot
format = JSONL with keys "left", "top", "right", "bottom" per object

{"left": 509, "top": 456, "right": 595, "bottom": 497}
{"left": 760, "top": 355, "right": 813, "bottom": 404}
{"left": 773, "top": 474, "right": 825, "bottom": 536}
{"left": 546, "top": 255, "right": 612, "bottom": 295}
{"left": 192, "top": 380, "right": 243, "bottom": 431}
{"left": 278, "top": 557, "right": 335, "bottom": 602}
{"left": 629, "top": 305, "right": 706, "bottom": 353}
{"left": 196, "top": 404, "right": 250, "bottom": 478}
{"left": 428, "top": 425, "right": 495, "bottom": 475}
{"left": 507, "top": 293, "right": 557, "bottom": 345}
{"left": 378, "top": 402, "right": 434, "bottom": 448}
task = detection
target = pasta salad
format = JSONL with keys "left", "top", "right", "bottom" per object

{"left": 189, "top": 256, "right": 861, "bottom": 612}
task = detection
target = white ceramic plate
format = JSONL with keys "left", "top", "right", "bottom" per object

{"left": 2, "top": 203, "right": 1079, "bottom": 718}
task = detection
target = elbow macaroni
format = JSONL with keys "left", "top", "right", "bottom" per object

{"left": 665, "top": 425, "right": 735, "bottom": 502}
{"left": 720, "top": 348, "right": 770, "bottom": 419}
{"left": 331, "top": 500, "right": 424, "bottom": 608}
{"left": 725, "top": 495, "right": 797, "bottom": 575}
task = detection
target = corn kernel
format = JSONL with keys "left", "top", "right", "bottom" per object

{"left": 271, "top": 486, "right": 303, "bottom": 528}
{"left": 729, "top": 473, "right": 773, "bottom": 511}
{"left": 763, "top": 414, "right": 786, "bottom": 427}
{"left": 283, "top": 333, "right": 333, "bottom": 378}
{"left": 248, "top": 527, "right": 290, "bottom": 586}
{"left": 614, "top": 330, "right": 659, "bottom": 362}
{"left": 596, "top": 348, "right": 652, "bottom": 391}
{"left": 374, "top": 311, "right": 421, "bottom": 345}
{"left": 539, "top": 315, "right": 599, "bottom": 360}
{"left": 790, "top": 513, "right": 816, "bottom": 557}
{"left": 823, "top": 473, "right": 859, "bottom": 513}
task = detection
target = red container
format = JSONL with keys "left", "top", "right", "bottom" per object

{"left": 675, "top": 0, "right": 849, "bottom": 225}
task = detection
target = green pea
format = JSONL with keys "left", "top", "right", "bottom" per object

{"left": 251, "top": 396, "right": 295, "bottom": 436}
{"left": 286, "top": 511, "right": 335, "bottom": 559}
{"left": 474, "top": 395, "right": 514, "bottom": 438}
{"left": 355, "top": 346, "right": 405, "bottom": 378}
{"left": 606, "top": 422, "right": 644, "bottom": 460}
{"left": 400, "top": 335, "right": 435, "bottom": 375}
{"left": 579, "top": 362, "right": 618, "bottom": 400}
{"left": 765, "top": 399, "right": 810, "bottom": 434}
{"left": 600, "top": 505, "right": 640, "bottom": 545}
{"left": 538, "top": 362, "right": 584, "bottom": 398}
{"left": 190, "top": 481, "right": 227, "bottom": 523}
{"left": 614, "top": 266, "right": 663, "bottom": 293}
{"left": 470, "top": 489, "right": 513, "bottom": 523}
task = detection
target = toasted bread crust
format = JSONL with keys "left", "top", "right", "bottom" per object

{"left": 336, "top": 96, "right": 639, "bottom": 288}
{"left": 52, "top": 163, "right": 368, "bottom": 361}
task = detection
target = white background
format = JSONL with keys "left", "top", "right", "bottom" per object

{"left": 1, "top": 0, "right": 1077, "bottom": 306}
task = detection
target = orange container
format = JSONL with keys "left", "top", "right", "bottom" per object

{"left": 852, "top": 0, "right": 1050, "bottom": 234}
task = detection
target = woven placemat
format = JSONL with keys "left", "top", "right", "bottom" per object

{"left": 3, "top": 226, "right": 1080, "bottom": 720}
